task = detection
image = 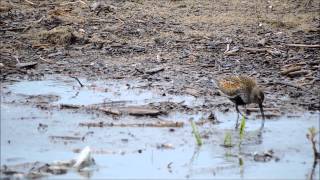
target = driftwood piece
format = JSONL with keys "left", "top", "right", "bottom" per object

{"left": 224, "top": 48, "right": 239, "bottom": 56}
{"left": 282, "top": 62, "right": 306, "bottom": 68}
{"left": 120, "top": 107, "right": 162, "bottom": 116}
{"left": 145, "top": 67, "right": 165, "bottom": 75}
{"left": 39, "top": 56, "right": 54, "bottom": 64}
{"left": 24, "top": 0, "right": 36, "bottom": 6}
{"left": 96, "top": 107, "right": 121, "bottom": 115}
{"left": 287, "top": 70, "right": 310, "bottom": 78}
{"left": 59, "top": 104, "right": 162, "bottom": 117}
{"left": 16, "top": 62, "right": 38, "bottom": 69}
{"left": 49, "top": 136, "right": 82, "bottom": 141}
{"left": 242, "top": 47, "right": 283, "bottom": 56}
{"left": 79, "top": 120, "right": 183, "bottom": 128}
{"left": 280, "top": 66, "right": 301, "bottom": 75}
{"left": 60, "top": 104, "right": 81, "bottom": 109}
{"left": 286, "top": 44, "right": 320, "bottom": 48}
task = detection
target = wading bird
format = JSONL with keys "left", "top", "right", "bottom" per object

{"left": 216, "top": 75, "right": 265, "bottom": 130}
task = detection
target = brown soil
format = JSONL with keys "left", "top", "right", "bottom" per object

{"left": 1, "top": 0, "right": 319, "bottom": 111}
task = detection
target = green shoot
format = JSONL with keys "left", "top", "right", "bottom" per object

{"left": 239, "top": 156, "right": 244, "bottom": 177}
{"left": 239, "top": 156, "right": 244, "bottom": 166}
{"left": 191, "top": 120, "right": 202, "bottom": 146}
{"left": 223, "top": 132, "right": 233, "bottom": 147}
{"left": 239, "top": 115, "right": 246, "bottom": 146}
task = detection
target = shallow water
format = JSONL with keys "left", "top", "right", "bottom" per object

{"left": 1, "top": 76, "right": 319, "bottom": 179}
{"left": 5, "top": 76, "right": 203, "bottom": 107}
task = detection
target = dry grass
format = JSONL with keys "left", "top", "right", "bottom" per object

{"left": 39, "top": 26, "right": 76, "bottom": 45}
{"left": 260, "top": 12, "right": 319, "bottom": 31}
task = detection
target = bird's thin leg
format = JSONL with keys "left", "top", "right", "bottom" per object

{"left": 236, "top": 105, "right": 244, "bottom": 117}
{"left": 235, "top": 112, "right": 240, "bottom": 129}
{"left": 244, "top": 105, "right": 247, "bottom": 116}
{"left": 259, "top": 103, "right": 265, "bottom": 131}
{"left": 235, "top": 104, "right": 241, "bottom": 129}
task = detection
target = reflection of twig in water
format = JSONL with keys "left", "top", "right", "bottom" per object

{"left": 308, "top": 161, "right": 318, "bottom": 180}
{"left": 167, "top": 162, "right": 173, "bottom": 173}
{"left": 71, "top": 91, "right": 80, "bottom": 99}
{"left": 256, "top": 129, "right": 263, "bottom": 144}
{"left": 189, "top": 146, "right": 201, "bottom": 165}
{"left": 186, "top": 146, "right": 201, "bottom": 178}
{"left": 81, "top": 131, "right": 94, "bottom": 141}
{"left": 238, "top": 156, "right": 244, "bottom": 179}
{"left": 78, "top": 169, "right": 94, "bottom": 179}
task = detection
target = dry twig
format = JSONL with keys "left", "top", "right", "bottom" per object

{"left": 71, "top": 76, "right": 84, "bottom": 87}
{"left": 286, "top": 44, "right": 320, "bottom": 48}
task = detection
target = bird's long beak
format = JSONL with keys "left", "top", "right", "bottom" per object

{"left": 259, "top": 103, "right": 265, "bottom": 130}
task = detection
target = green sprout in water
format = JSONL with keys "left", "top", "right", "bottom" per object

{"left": 223, "top": 131, "right": 233, "bottom": 148}
{"left": 191, "top": 120, "right": 202, "bottom": 146}
{"left": 239, "top": 156, "right": 244, "bottom": 178}
{"left": 239, "top": 115, "right": 246, "bottom": 146}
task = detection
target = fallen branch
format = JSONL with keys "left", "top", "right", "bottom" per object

{"left": 286, "top": 44, "right": 320, "bottom": 48}
{"left": 287, "top": 70, "right": 310, "bottom": 78}
{"left": 16, "top": 62, "right": 38, "bottom": 69}
{"left": 60, "top": 104, "right": 81, "bottom": 109}
{"left": 0, "top": 27, "right": 29, "bottom": 32}
{"left": 60, "top": 0, "right": 88, "bottom": 6}
{"left": 79, "top": 121, "right": 184, "bottom": 128}
{"left": 280, "top": 66, "right": 302, "bottom": 75}
{"left": 49, "top": 135, "right": 82, "bottom": 141}
{"left": 224, "top": 48, "right": 239, "bottom": 56}
{"left": 145, "top": 67, "right": 165, "bottom": 75}
{"left": 119, "top": 107, "right": 162, "bottom": 116}
{"left": 39, "top": 56, "right": 54, "bottom": 64}
{"left": 24, "top": 0, "right": 36, "bottom": 6}
{"left": 96, "top": 107, "right": 121, "bottom": 115}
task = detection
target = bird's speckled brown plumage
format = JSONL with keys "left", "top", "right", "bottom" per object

{"left": 217, "top": 75, "right": 265, "bottom": 130}
{"left": 218, "top": 75, "right": 257, "bottom": 104}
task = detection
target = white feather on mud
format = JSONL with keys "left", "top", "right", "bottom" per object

{"left": 73, "top": 146, "right": 95, "bottom": 170}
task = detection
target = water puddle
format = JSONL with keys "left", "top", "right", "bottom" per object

{"left": 1, "top": 76, "right": 319, "bottom": 179}
{"left": 3, "top": 76, "right": 203, "bottom": 107}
